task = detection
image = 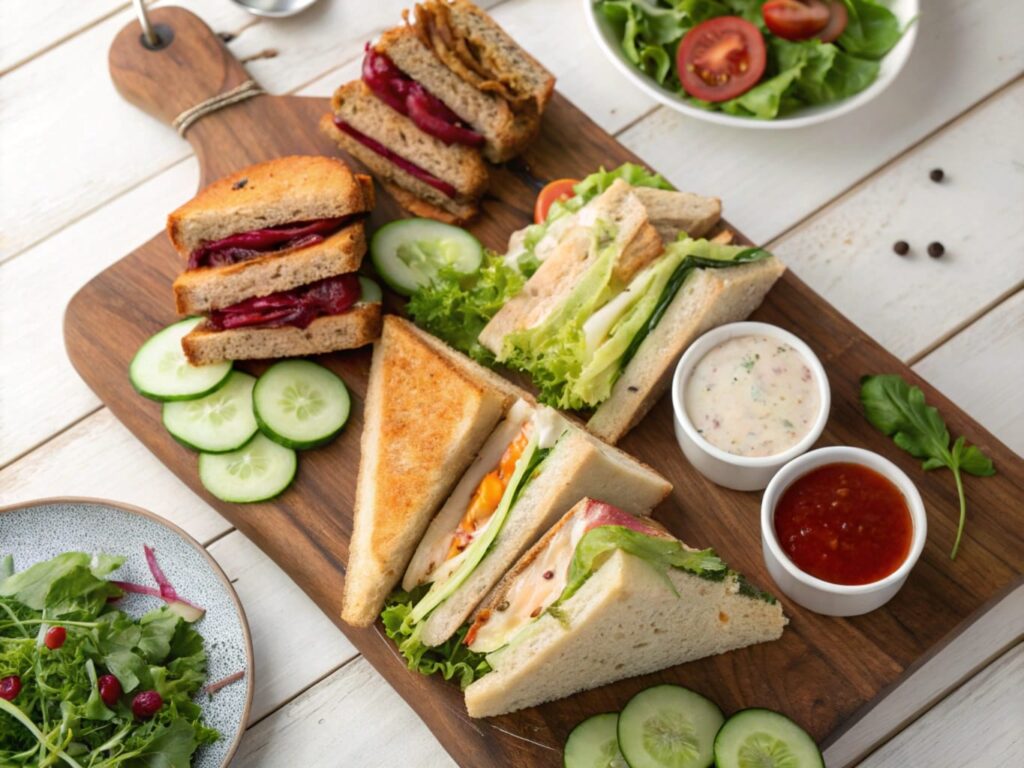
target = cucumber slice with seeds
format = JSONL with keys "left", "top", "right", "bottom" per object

{"left": 617, "top": 685, "right": 723, "bottom": 768}
{"left": 565, "top": 713, "right": 627, "bottom": 768}
{"left": 714, "top": 709, "right": 823, "bottom": 768}
{"left": 371, "top": 218, "right": 483, "bottom": 296}
{"left": 162, "top": 371, "right": 258, "bottom": 453}
{"left": 198, "top": 433, "right": 296, "bottom": 503}
{"left": 130, "top": 317, "right": 232, "bottom": 401}
{"left": 253, "top": 360, "right": 350, "bottom": 449}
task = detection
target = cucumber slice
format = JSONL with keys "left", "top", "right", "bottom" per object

{"left": 714, "top": 709, "right": 823, "bottom": 768}
{"left": 357, "top": 276, "right": 383, "bottom": 305}
{"left": 198, "top": 433, "right": 296, "bottom": 503}
{"left": 130, "top": 317, "right": 232, "bottom": 401}
{"left": 253, "top": 360, "right": 351, "bottom": 449}
{"left": 162, "top": 371, "right": 258, "bottom": 453}
{"left": 617, "top": 685, "right": 723, "bottom": 768}
{"left": 565, "top": 713, "right": 628, "bottom": 768}
{"left": 370, "top": 218, "right": 483, "bottom": 296}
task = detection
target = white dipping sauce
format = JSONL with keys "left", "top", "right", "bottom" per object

{"left": 684, "top": 335, "right": 819, "bottom": 458}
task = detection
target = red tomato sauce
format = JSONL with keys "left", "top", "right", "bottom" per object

{"left": 774, "top": 462, "right": 913, "bottom": 586}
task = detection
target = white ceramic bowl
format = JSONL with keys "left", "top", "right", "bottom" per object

{"left": 583, "top": 0, "right": 919, "bottom": 129}
{"left": 761, "top": 446, "right": 927, "bottom": 616}
{"left": 671, "top": 322, "right": 830, "bottom": 491}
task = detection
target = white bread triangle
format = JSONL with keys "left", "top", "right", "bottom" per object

{"left": 587, "top": 257, "right": 787, "bottom": 443}
{"left": 341, "top": 316, "right": 512, "bottom": 626}
{"left": 416, "top": 427, "right": 671, "bottom": 647}
{"left": 464, "top": 548, "right": 787, "bottom": 718}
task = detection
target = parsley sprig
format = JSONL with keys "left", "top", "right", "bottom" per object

{"left": 860, "top": 374, "right": 996, "bottom": 559}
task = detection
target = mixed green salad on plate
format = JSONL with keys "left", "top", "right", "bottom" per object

{"left": 592, "top": 0, "right": 911, "bottom": 121}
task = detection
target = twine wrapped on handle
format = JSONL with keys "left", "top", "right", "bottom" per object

{"left": 171, "top": 79, "right": 264, "bottom": 136}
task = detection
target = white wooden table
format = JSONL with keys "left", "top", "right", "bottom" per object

{"left": 1, "top": 1, "right": 1021, "bottom": 765}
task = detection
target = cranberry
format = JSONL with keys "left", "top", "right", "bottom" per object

{"left": 0, "top": 675, "right": 21, "bottom": 701}
{"left": 44, "top": 626, "right": 67, "bottom": 650}
{"left": 131, "top": 690, "right": 164, "bottom": 719}
{"left": 98, "top": 674, "right": 122, "bottom": 707}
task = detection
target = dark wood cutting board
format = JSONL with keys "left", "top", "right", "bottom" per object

{"left": 65, "top": 8, "right": 1022, "bottom": 766}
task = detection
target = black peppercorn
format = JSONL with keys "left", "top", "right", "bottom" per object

{"left": 929, "top": 168, "right": 944, "bottom": 183}
{"left": 893, "top": 240, "right": 910, "bottom": 256}
{"left": 927, "top": 242, "right": 945, "bottom": 258}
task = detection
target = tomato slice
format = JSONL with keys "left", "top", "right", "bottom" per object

{"left": 762, "top": 0, "right": 831, "bottom": 42}
{"left": 534, "top": 178, "right": 578, "bottom": 224}
{"left": 677, "top": 17, "right": 767, "bottom": 103}
{"left": 818, "top": 1, "right": 849, "bottom": 43}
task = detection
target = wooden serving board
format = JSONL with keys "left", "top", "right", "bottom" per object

{"left": 66, "top": 8, "right": 1022, "bottom": 766}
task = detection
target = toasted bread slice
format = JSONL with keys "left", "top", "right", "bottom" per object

{"left": 167, "top": 156, "right": 372, "bottom": 258}
{"left": 632, "top": 186, "right": 722, "bottom": 241}
{"left": 172, "top": 221, "right": 367, "bottom": 314}
{"left": 324, "top": 81, "right": 487, "bottom": 221}
{"left": 376, "top": 26, "right": 536, "bottom": 163}
{"left": 180, "top": 302, "right": 382, "bottom": 365}
{"left": 587, "top": 257, "right": 787, "bottom": 443}
{"left": 463, "top": 500, "right": 786, "bottom": 717}
{"left": 409, "top": 1, "right": 555, "bottom": 116}
{"left": 479, "top": 180, "right": 662, "bottom": 356}
{"left": 342, "top": 316, "right": 514, "bottom": 627}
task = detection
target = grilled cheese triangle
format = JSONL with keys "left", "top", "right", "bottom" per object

{"left": 342, "top": 316, "right": 515, "bottom": 627}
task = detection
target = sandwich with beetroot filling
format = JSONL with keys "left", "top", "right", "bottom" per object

{"left": 166, "top": 156, "right": 382, "bottom": 364}
{"left": 460, "top": 498, "right": 788, "bottom": 717}
{"left": 320, "top": 0, "right": 555, "bottom": 222}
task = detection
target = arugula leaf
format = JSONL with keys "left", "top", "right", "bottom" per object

{"left": 381, "top": 586, "right": 491, "bottom": 689}
{"left": 861, "top": 374, "right": 996, "bottom": 558}
{"left": 0, "top": 552, "right": 123, "bottom": 611}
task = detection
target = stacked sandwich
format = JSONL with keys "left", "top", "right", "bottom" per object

{"left": 343, "top": 315, "right": 787, "bottom": 717}
{"left": 167, "top": 156, "right": 382, "bottom": 364}
{"left": 480, "top": 176, "right": 787, "bottom": 443}
{"left": 320, "top": 0, "right": 555, "bottom": 223}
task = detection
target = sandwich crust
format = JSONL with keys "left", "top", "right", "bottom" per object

{"left": 180, "top": 302, "right": 382, "bottom": 365}
{"left": 167, "top": 156, "right": 372, "bottom": 258}
{"left": 341, "top": 316, "right": 511, "bottom": 626}
{"left": 172, "top": 221, "right": 367, "bottom": 314}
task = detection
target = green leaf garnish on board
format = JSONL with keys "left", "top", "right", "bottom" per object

{"left": 860, "top": 374, "right": 996, "bottom": 559}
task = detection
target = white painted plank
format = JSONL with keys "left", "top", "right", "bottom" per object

{"left": 859, "top": 644, "right": 1024, "bottom": 768}
{"left": 0, "top": 158, "right": 200, "bottom": 466}
{"left": 618, "top": 0, "right": 1024, "bottom": 246}
{"left": 771, "top": 80, "right": 1024, "bottom": 361}
{"left": 0, "top": 0, "right": 128, "bottom": 74}
{"left": 236, "top": 656, "right": 456, "bottom": 768}
{"left": 206, "top": 530, "right": 356, "bottom": 723}
{"left": 913, "top": 290, "right": 1024, "bottom": 456}
{"left": 825, "top": 583, "right": 1024, "bottom": 767}
{"left": 0, "top": 407, "right": 230, "bottom": 543}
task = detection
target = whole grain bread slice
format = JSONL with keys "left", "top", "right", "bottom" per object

{"left": 181, "top": 302, "right": 382, "bottom": 365}
{"left": 167, "top": 156, "right": 372, "bottom": 258}
{"left": 376, "top": 26, "right": 537, "bottom": 162}
{"left": 172, "top": 221, "right": 366, "bottom": 314}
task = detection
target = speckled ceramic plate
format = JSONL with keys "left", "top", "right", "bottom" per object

{"left": 0, "top": 497, "right": 254, "bottom": 768}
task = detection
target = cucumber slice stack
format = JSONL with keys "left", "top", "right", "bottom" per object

{"left": 130, "top": 320, "right": 355, "bottom": 504}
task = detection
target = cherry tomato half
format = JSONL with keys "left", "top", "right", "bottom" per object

{"left": 817, "top": 1, "right": 849, "bottom": 43}
{"left": 534, "top": 179, "right": 578, "bottom": 224}
{"left": 762, "top": 0, "right": 831, "bottom": 41}
{"left": 677, "top": 17, "right": 767, "bottom": 103}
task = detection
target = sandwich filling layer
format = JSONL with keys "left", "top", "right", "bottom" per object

{"left": 332, "top": 117, "right": 458, "bottom": 199}
{"left": 187, "top": 216, "right": 357, "bottom": 270}
{"left": 362, "top": 44, "right": 484, "bottom": 148}
{"left": 206, "top": 273, "right": 365, "bottom": 331}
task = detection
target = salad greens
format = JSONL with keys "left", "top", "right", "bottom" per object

{"left": 0, "top": 552, "right": 217, "bottom": 767}
{"left": 405, "top": 163, "right": 672, "bottom": 363}
{"left": 596, "top": 0, "right": 905, "bottom": 119}
{"left": 860, "top": 374, "right": 996, "bottom": 559}
{"left": 501, "top": 236, "right": 771, "bottom": 410}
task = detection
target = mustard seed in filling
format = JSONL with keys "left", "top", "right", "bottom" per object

{"left": 684, "top": 335, "right": 819, "bottom": 457}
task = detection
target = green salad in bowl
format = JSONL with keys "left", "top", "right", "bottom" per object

{"left": 587, "top": 0, "right": 917, "bottom": 126}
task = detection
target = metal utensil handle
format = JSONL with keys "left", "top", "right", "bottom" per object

{"left": 132, "top": 0, "right": 160, "bottom": 48}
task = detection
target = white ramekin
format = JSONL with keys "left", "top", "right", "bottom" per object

{"left": 671, "top": 322, "right": 830, "bottom": 491}
{"left": 761, "top": 446, "right": 928, "bottom": 617}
